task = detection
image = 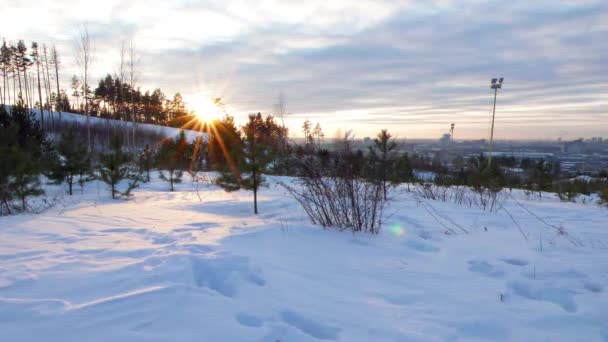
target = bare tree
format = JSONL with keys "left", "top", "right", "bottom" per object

{"left": 116, "top": 40, "right": 128, "bottom": 147}
{"left": 128, "top": 40, "right": 137, "bottom": 150}
{"left": 32, "top": 42, "right": 45, "bottom": 128}
{"left": 274, "top": 91, "right": 289, "bottom": 153}
{"left": 275, "top": 91, "right": 286, "bottom": 128}
{"left": 42, "top": 44, "right": 54, "bottom": 127}
{"left": 50, "top": 45, "right": 61, "bottom": 115}
{"left": 76, "top": 24, "right": 94, "bottom": 152}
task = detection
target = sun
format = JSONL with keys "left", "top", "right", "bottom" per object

{"left": 191, "top": 97, "right": 223, "bottom": 123}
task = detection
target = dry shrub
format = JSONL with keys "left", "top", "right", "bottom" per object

{"left": 281, "top": 133, "right": 387, "bottom": 234}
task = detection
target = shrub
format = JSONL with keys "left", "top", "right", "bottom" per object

{"left": 282, "top": 132, "right": 387, "bottom": 234}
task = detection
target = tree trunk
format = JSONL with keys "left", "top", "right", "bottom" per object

{"left": 252, "top": 163, "right": 258, "bottom": 214}
{"left": 253, "top": 181, "right": 258, "bottom": 214}
{"left": 36, "top": 59, "right": 44, "bottom": 129}
{"left": 43, "top": 46, "right": 54, "bottom": 128}
{"left": 54, "top": 49, "right": 61, "bottom": 114}
{"left": 68, "top": 175, "right": 73, "bottom": 196}
{"left": 17, "top": 69, "right": 22, "bottom": 101}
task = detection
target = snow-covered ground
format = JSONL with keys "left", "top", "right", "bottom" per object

{"left": 0, "top": 174, "right": 607, "bottom": 341}
{"left": 4, "top": 105, "right": 204, "bottom": 141}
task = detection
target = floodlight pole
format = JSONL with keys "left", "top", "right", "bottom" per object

{"left": 488, "top": 87, "right": 498, "bottom": 166}
{"left": 488, "top": 77, "right": 503, "bottom": 167}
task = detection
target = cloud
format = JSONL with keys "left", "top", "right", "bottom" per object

{"left": 2, "top": 0, "right": 606, "bottom": 139}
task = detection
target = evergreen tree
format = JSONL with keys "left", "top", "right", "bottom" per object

{"left": 49, "top": 130, "right": 90, "bottom": 195}
{"left": 11, "top": 149, "right": 43, "bottom": 211}
{"left": 156, "top": 132, "right": 187, "bottom": 191}
{"left": 369, "top": 129, "right": 397, "bottom": 200}
{"left": 313, "top": 122, "right": 323, "bottom": 148}
{"left": 98, "top": 135, "right": 142, "bottom": 199}
{"left": 527, "top": 159, "right": 554, "bottom": 196}
{"left": 469, "top": 154, "right": 504, "bottom": 194}
{"left": 139, "top": 144, "right": 153, "bottom": 183}
{"left": 211, "top": 115, "right": 244, "bottom": 191}
{"left": 0, "top": 124, "right": 19, "bottom": 214}
{"left": 391, "top": 152, "right": 414, "bottom": 184}
{"left": 11, "top": 100, "right": 46, "bottom": 154}
{"left": 0, "top": 122, "right": 44, "bottom": 213}
{"left": 240, "top": 113, "right": 280, "bottom": 214}
{"left": 302, "top": 119, "right": 313, "bottom": 147}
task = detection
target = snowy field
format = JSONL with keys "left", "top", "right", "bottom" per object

{"left": 3, "top": 106, "right": 204, "bottom": 142}
{"left": 0, "top": 174, "right": 607, "bottom": 341}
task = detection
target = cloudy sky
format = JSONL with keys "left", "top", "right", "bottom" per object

{"left": 2, "top": 0, "right": 607, "bottom": 140}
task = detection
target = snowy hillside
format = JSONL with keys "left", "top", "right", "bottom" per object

{"left": 5, "top": 106, "right": 204, "bottom": 142}
{"left": 0, "top": 175, "right": 607, "bottom": 341}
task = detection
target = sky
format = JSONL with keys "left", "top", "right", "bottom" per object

{"left": 2, "top": 0, "right": 607, "bottom": 140}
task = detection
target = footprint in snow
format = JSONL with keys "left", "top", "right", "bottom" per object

{"left": 235, "top": 312, "right": 264, "bottom": 328}
{"left": 468, "top": 260, "right": 505, "bottom": 277}
{"left": 501, "top": 258, "right": 529, "bottom": 266}
{"left": 182, "top": 222, "right": 217, "bottom": 230}
{"left": 522, "top": 268, "right": 586, "bottom": 281}
{"left": 509, "top": 281, "right": 577, "bottom": 313}
{"left": 583, "top": 281, "right": 603, "bottom": 293}
{"left": 405, "top": 240, "right": 439, "bottom": 253}
{"left": 280, "top": 310, "right": 340, "bottom": 340}
{"left": 190, "top": 255, "right": 265, "bottom": 297}
{"left": 457, "top": 320, "right": 509, "bottom": 340}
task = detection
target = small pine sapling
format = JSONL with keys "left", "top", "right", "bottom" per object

{"left": 98, "top": 135, "right": 142, "bottom": 199}
{"left": 156, "top": 132, "right": 187, "bottom": 191}
{"left": 49, "top": 130, "right": 90, "bottom": 195}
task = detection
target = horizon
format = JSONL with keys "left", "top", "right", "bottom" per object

{"left": 2, "top": 0, "right": 607, "bottom": 140}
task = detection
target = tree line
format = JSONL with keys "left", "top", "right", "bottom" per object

{"left": 1, "top": 36, "right": 197, "bottom": 148}
{"left": 2, "top": 100, "right": 607, "bottom": 231}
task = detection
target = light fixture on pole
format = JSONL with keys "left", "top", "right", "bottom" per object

{"left": 488, "top": 77, "right": 503, "bottom": 166}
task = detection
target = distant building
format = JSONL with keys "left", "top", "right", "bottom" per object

{"left": 439, "top": 133, "right": 451, "bottom": 146}
{"left": 478, "top": 151, "right": 554, "bottom": 160}
{"left": 562, "top": 139, "right": 585, "bottom": 154}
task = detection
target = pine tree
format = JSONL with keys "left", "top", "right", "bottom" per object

{"left": 212, "top": 115, "right": 244, "bottom": 191}
{"left": 139, "top": 144, "right": 153, "bottom": 182}
{"left": 71, "top": 75, "right": 81, "bottom": 111}
{"left": 369, "top": 129, "right": 397, "bottom": 200}
{"left": 240, "top": 113, "right": 280, "bottom": 214}
{"left": 0, "top": 40, "right": 11, "bottom": 105}
{"left": 49, "top": 130, "right": 90, "bottom": 195}
{"left": 156, "top": 132, "right": 187, "bottom": 191}
{"left": 313, "top": 122, "right": 324, "bottom": 148}
{"left": 302, "top": 119, "right": 313, "bottom": 147}
{"left": 391, "top": 152, "right": 414, "bottom": 184}
{"left": 11, "top": 149, "right": 43, "bottom": 211}
{"left": 0, "top": 124, "right": 19, "bottom": 214}
{"left": 0, "top": 116, "right": 44, "bottom": 213}
{"left": 98, "top": 135, "right": 141, "bottom": 199}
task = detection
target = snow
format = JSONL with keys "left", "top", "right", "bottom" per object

{"left": 4, "top": 106, "right": 204, "bottom": 142}
{"left": 1, "top": 174, "right": 607, "bottom": 341}
{"left": 572, "top": 175, "right": 595, "bottom": 183}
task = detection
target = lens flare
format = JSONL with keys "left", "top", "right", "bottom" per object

{"left": 390, "top": 224, "right": 405, "bottom": 237}
{"left": 191, "top": 97, "right": 222, "bottom": 123}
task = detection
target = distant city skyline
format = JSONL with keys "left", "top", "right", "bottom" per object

{"left": 2, "top": 0, "right": 607, "bottom": 140}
